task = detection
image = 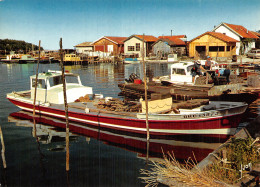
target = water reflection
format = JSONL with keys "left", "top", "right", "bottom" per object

{"left": 8, "top": 110, "right": 228, "bottom": 162}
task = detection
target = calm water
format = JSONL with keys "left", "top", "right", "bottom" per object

{"left": 0, "top": 63, "right": 259, "bottom": 186}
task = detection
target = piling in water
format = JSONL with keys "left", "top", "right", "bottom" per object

{"left": 60, "top": 38, "right": 70, "bottom": 172}
{"left": 32, "top": 40, "right": 41, "bottom": 137}
{"left": 0, "top": 126, "right": 7, "bottom": 168}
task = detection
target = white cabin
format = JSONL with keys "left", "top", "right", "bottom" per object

{"left": 170, "top": 61, "right": 218, "bottom": 84}
{"left": 170, "top": 62, "right": 195, "bottom": 84}
{"left": 30, "top": 70, "right": 93, "bottom": 104}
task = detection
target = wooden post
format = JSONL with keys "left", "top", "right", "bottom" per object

{"left": 60, "top": 38, "right": 70, "bottom": 171}
{"left": 33, "top": 40, "right": 41, "bottom": 137}
{"left": 0, "top": 127, "right": 7, "bottom": 168}
{"left": 142, "top": 34, "right": 150, "bottom": 141}
{"left": 216, "top": 46, "right": 219, "bottom": 63}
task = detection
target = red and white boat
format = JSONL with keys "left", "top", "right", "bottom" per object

{"left": 7, "top": 70, "right": 248, "bottom": 138}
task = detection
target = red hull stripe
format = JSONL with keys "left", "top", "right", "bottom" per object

{"left": 8, "top": 98, "right": 242, "bottom": 135}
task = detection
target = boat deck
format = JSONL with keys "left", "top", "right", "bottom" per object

{"left": 8, "top": 90, "right": 248, "bottom": 121}
{"left": 67, "top": 102, "right": 138, "bottom": 119}
{"left": 8, "top": 90, "right": 138, "bottom": 119}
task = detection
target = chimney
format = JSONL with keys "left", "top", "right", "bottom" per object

{"left": 171, "top": 30, "right": 172, "bottom": 37}
{"left": 247, "top": 29, "right": 248, "bottom": 34}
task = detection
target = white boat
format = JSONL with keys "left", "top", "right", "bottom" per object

{"left": 0, "top": 54, "right": 20, "bottom": 63}
{"left": 167, "top": 54, "right": 177, "bottom": 62}
{"left": 154, "top": 60, "right": 219, "bottom": 85}
{"left": 124, "top": 58, "right": 140, "bottom": 64}
{"left": 19, "top": 54, "right": 36, "bottom": 63}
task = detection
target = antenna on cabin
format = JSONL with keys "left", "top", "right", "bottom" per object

{"left": 171, "top": 30, "right": 172, "bottom": 37}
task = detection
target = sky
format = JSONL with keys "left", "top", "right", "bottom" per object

{"left": 0, "top": 0, "right": 260, "bottom": 50}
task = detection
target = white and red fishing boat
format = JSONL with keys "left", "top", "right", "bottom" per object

{"left": 6, "top": 70, "right": 248, "bottom": 138}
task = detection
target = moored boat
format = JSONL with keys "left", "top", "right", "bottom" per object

{"left": 0, "top": 53, "right": 20, "bottom": 63}
{"left": 155, "top": 61, "right": 220, "bottom": 85}
{"left": 123, "top": 58, "right": 140, "bottom": 64}
{"left": 118, "top": 60, "right": 258, "bottom": 104}
{"left": 6, "top": 70, "right": 248, "bottom": 138}
{"left": 19, "top": 54, "right": 36, "bottom": 63}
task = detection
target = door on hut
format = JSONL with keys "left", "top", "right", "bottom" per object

{"left": 195, "top": 46, "right": 206, "bottom": 59}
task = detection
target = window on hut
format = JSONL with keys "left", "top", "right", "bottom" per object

{"left": 128, "top": 46, "right": 135, "bottom": 51}
{"left": 136, "top": 43, "right": 140, "bottom": 51}
{"left": 209, "top": 46, "right": 225, "bottom": 52}
{"left": 227, "top": 46, "right": 230, "bottom": 51}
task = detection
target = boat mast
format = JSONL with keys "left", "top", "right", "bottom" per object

{"left": 142, "top": 34, "right": 150, "bottom": 141}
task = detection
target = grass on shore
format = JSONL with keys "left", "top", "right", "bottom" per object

{"left": 140, "top": 137, "right": 260, "bottom": 187}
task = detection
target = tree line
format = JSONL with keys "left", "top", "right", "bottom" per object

{"left": 0, "top": 39, "right": 43, "bottom": 54}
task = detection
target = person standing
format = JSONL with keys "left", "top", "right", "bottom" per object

{"left": 224, "top": 65, "right": 231, "bottom": 84}
{"left": 205, "top": 56, "right": 212, "bottom": 70}
{"left": 191, "top": 61, "right": 204, "bottom": 83}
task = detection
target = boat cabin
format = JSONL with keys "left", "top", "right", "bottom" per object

{"left": 30, "top": 70, "right": 93, "bottom": 104}
{"left": 170, "top": 62, "right": 195, "bottom": 84}
{"left": 167, "top": 54, "right": 177, "bottom": 62}
{"left": 170, "top": 61, "right": 219, "bottom": 84}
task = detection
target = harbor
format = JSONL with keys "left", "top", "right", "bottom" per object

{"left": 0, "top": 61, "right": 259, "bottom": 186}
{"left": 1, "top": 41, "right": 260, "bottom": 186}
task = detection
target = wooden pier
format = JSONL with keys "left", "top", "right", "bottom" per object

{"left": 118, "top": 81, "right": 259, "bottom": 104}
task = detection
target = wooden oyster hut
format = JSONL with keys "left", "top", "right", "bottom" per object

{"left": 189, "top": 32, "right": 238, "bottom": 59}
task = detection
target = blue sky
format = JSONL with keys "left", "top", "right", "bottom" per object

{"left": 0, "top": 0, "right": 260, "bottom": 50}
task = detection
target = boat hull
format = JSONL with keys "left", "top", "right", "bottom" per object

{"left": 7, "top": 97, "right": 246, "bottom": 138}
{"left": 9, "top": 110, "right": 227, "bottom": 162}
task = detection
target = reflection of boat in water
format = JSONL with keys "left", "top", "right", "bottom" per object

{"left": 123, "top": 58, "right": 140, "bottom": 64}
{"left": 8, "top": 111, "right": 78, "bottom": 147}
{"left": 8, "top": 110, "right": 228, "bottom": 162}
